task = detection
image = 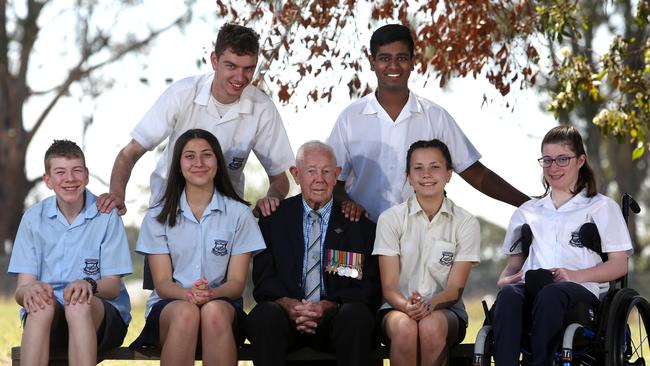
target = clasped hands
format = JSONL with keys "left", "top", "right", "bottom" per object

{"left": 280, "top": 298, "right": 336, "bottom": 334}
{"left": 404, "top": 291, "right": 433, "bottom": 321}
{"left": 186, "top": 277, "right": 214, "bottom": 305}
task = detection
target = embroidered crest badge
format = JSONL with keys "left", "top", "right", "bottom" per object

{"left": 568, "top": 230, "right": 584, "bottom": 248}
{"left": 228, "top": 157, "right": 245, "bottom": 170}
{"left": 83, "top": 258, "right": 100, "bottom": 275}
{"left": 212, "top": 240, "right": 229, "bottom": 256}
{"left": 439, "top": 251, "right": 454, "bottom": 266}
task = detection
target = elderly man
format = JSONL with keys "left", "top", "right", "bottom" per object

{"left": 246, "top": 141, "right": 380, "bottom": 366}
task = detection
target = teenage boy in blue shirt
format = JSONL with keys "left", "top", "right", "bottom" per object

{"left": 8, "top": 140, "right": 133, "bottom": 366}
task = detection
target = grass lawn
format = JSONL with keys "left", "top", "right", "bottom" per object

{"left": 2, "top": 296, "right": 646, "bottom": 365}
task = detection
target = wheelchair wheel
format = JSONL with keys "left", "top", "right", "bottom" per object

{"left": 605, "top": 288, "right": 650, "bottom": 366}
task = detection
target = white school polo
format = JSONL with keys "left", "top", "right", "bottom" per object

{"left": 373, "top": 195, "right": 481, "bottom": 323}
{"left": 131, "top": 73, "right": 295, "bottom": 204}
{"left": 502, "top": 192, "right": 633, "bottom": 299}
{"left": 136, "top": 190, "right": 266, "bottom": 316}
{"left": 8, "top": 190, "right": 133, "bottom": 323}
{"left": 327, "top": 91, "right": 481, "bottom": 222}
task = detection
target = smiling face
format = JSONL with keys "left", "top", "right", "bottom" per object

{"left": 211, "top": 48, "right": 258, "bottom": 104}
{"left": 180, "top": 138, "right": 218, "bottom": 190}
{"left": 541, "top": 142, "right": 585, "bottom": 193}
{"left": 407, "top": 147, "right": 452, "bottom": 199}
{"left": 369, "top": 40, "right": 414, "bottom": 93}
{"left": 290, "top": 146, "right": 341, "bottom": 210}
{"left": 44, "top": 157, "right": 89, "bottom": 208}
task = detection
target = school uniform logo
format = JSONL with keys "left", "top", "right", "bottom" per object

{"left": 212, "top": 240, "right": 229, "bottom": 256}
{"left": 439, "top": 251, "right": 454, "bottom": 266}
{"left": 83, "top": 259, "right": 100, "bottom": 275}
{"left": 568, "top": 231, "right": 585, "bottom": 248}
{"left": 228, "top": 157, "right": 245, "bottom": 170}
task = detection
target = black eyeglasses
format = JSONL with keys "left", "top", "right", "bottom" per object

{"left": 537, "top": 155, "right": 577, "bottom": 168}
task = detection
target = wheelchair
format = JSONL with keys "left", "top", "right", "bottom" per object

{"left": 473, "top": 194, "right": 650, "bottom": 366}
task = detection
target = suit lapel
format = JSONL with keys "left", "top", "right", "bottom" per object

{"left": 289, "top": 196, "right": 306, "bottom": 282}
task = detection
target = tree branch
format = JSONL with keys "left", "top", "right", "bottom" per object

{"left": 18, "top": 0, "right": 48, "bottom": 86}
{"left": 0, "top": 0, "right": 8, "bottom": 75}
{"left": 26, "top": 10, "right": 190, "bottom": 145}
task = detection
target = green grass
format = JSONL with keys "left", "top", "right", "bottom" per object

{"left": 2, "top": 297, "right": 646, "bottom": 365}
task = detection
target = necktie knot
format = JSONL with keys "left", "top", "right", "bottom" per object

{"left": 310, "top": 210, "right": 321, "bottom": 223}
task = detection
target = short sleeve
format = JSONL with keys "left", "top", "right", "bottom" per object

{"left": 252, "top": 104, "right": 295, "bottom": 177}
{"left": 372, "top": 209, "right": 401, "bottom": 256}
{"left": 326, "top": 115, "right": 352, "bottom": 181}
{"left": 591, "top": 197, "right": 633, "bottom": 256}
{"left": 454, "top": 215, "right": 481, "bottom": 263}
{"left": 230, "top": 208, "right": 266, "bottom": 256}
{"left": 130, "top": 81, "right": 185, "bottom": 151}
{"left": 99, "top": 211, "right": 133, "bottom": 277}
{"left": 135, "top": 209, "right": 170, "bottom": 255}
{"left": 435, "top": 108, "right": 481, "bottom": 173}
{"left": 8, "top": 212, "right": 38, "bottom": 276}
{"left": 502, "top": 207, "right": 528, "bottom": 255}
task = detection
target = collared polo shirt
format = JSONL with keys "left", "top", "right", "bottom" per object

{"left": 502, "top": 192, "right": 633, "bottom": 299}
{"left": 136, "top": 190, "right": 266, "bottom": 316}
{"left": 8, "top": 190, "right": 133, "bottom": 323}
{"left": 327, "top": 91, "right": 481, "bottom": 221}
{"left": 131, "top": 72, "right": 295, "bottom": 204}
{"left": 373, "top": 195, "right": 481, "bottom": 323}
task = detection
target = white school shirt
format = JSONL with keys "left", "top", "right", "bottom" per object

{"left": 502, "top": 192, "right": 633, "bottom": 299}
{"left": 136, "top": 190, "right": 266, "bottom": 316}
{"left": 131, "top": 72, "right": 295, "bottom": 204}
{"left": 327, "top": 91, "right": 481, "bottom": 222}
{"left": 8, "top": 190, "right": 133, "bottom": 323}
{"left": 373, "top": 195, "right": 481, "bottom": 323}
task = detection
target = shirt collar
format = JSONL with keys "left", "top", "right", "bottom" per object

{"left": 179, "top": 189, "right": 224, "bottom": 221}
{"left": 301, "top": 197, "right": 333, "bottom": 220}
{"left": 362, "top": 90, "right": 421, "bottom": 117}
{"left": 194, "top": 73, "right": 255, "bottom": 114}
{"left": 535, "top": 189, "right": 590, "bottom": 210}
{"left": 407, "top": 194, "right": 452, "bottom": 218}
{"left": 45, "top": 189, "right": 98, "bottom": 221}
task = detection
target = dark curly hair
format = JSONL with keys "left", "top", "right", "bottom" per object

{"left": 214, "top": 23, "right": 260, "bottom": 56}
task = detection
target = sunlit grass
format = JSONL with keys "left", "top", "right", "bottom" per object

{"left": 2, "top": 296, "right": 647, "bottom": 365}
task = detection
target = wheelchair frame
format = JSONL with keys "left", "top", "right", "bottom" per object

{"left": 472, "top": 194, "right": 650, "bottom": 366}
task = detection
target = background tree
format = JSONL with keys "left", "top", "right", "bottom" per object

{"left": 215, "top": 0, "right": 648, "bottom": 258}
{"left": 0, "top": 0, "right": 194, "bottom": 253}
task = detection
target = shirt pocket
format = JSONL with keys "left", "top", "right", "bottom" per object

{"left": 426, "top": 240, "right": 457, "bottom": 279}
{"left": 203, "top": 230, "right": 235, "bottom": 287}
{"left": 79, "top": 248, "right": 101, "bottom": 279}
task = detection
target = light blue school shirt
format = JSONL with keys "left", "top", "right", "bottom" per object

{"left": 136, "top": 190, "right": 266, "bottom": 316}
{"left": 8, "top": 190, "right": 133, "bottom": 324}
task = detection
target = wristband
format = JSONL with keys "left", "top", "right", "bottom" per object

{"left": 83, "top": 277, "right": 98, "bottom": 294}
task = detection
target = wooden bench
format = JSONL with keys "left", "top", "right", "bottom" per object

{"left": 11, "top": 343, "right": 474, "bottom": 365}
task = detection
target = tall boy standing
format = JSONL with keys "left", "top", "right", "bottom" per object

{"left": 97, "top": 23, "right": 294, "bottom": 217}
{"left": 9, "top": 140, "right": 132, "bottom": 366}
{"left": 327, "top": 24, "right": 529, "bottom": 222}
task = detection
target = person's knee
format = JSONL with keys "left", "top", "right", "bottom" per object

{"left": 418, "top": 317, "right": 447, "bottom": 348}
{"left": 248, "top": 301, "right": 284, "bottom": 328}
{"left": 26, "top": 300, "right": 58, "bottom": 325}
{"left": 200, "top": 300, "right": 234, "bottom": 332}
{"left": 335, "top": 303, "right": 373, "bottom": 329}
{"left": 386, "top": 315, "right": 418, "bottom": 351}
{"left": 64, "top": 300, "right": 93, "bottom": 323}
{"left": 167, "top": 302, "right": 200, "bottom": 333}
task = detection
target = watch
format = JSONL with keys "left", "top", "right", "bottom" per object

{"left": 83, "top": 277, "right": 98, "bottom": 294}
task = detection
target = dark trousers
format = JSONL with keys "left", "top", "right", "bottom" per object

{"left": 493, "top": 282, "right": 599, "bottom": 366}
{"left": 245, "top": 301, "right": 375, "bottom": 366}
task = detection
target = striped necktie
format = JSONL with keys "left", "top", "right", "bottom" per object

{"left": 305, "top": 211, "right": 321, "bottom": 301}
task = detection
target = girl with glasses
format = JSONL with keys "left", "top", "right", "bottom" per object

{"left": 491, "top": 125, "right": 633, "bottom": 366}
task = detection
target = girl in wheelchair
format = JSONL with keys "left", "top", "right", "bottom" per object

{"left": 492, "top": 125, "right": 633, "bottom": 365}
{"left": 373, "top": 139, "right": 481, "bottom": 365}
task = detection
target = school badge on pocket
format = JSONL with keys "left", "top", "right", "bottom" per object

{"left": 326, "top": 249, "right": 364, "bottom": 279}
